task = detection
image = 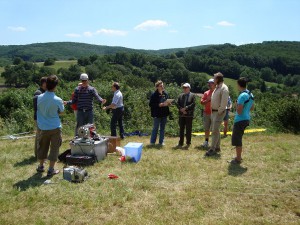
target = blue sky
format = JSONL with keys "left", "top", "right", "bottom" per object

{"left": 1, "top": 0, "right": 299, "bottom": 50}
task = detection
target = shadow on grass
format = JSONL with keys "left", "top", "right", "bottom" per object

{"left": 228, "top": 164, "right": 248, "bottom": 176}
{"left": 145, "top": 144, "right": 165, "bottom": 150}
{"left": 194, "top": 146, "right": 209, "bottom": 151}
{"left": 13, "top": 173, "right": 46, "bottom": 191}
{"left": 202, "top": 153, "right": 221, "bottom": 160}
{"left": 13, "top": 156, "right": 36, "bottom": 167}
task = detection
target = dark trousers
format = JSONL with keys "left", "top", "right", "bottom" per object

{"left": 179, "top": 116, "right": 193, "bottom": 145}
{"left": 111, "top": 107, "right": 124, "bottom": 138}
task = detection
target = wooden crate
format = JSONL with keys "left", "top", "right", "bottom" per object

{"left": 103, "top": 136, "right": 121, "bottom": 153}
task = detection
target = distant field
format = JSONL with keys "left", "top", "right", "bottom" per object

{"left": 35, "top": 60, "right": 78, "bottom": 71}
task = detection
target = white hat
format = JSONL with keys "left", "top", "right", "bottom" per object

{"left": 182, "top": 83, "right": 191, "bottom": 88}
{"left": 208, "top": 78, "right": 214, "bottom": 83}
{"left": 80, "top": 73, "right": 89, "bottom": 80}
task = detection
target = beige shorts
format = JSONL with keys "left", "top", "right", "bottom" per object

{"left": 37, "top": 128, "right": 62, "bottom": 161}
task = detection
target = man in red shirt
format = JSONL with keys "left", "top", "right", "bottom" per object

{"left": 200, "top": 78, "right": 215, "bottom": 148}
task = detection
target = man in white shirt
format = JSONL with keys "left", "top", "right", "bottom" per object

{"left": 103, "top": 82, "right": 125, "bottom": 139}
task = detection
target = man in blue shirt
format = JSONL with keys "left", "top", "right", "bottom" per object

{"left": 103, "top": 82, "right": 124, "bottom": 139}
{"left": 36, "top": 75, "right": 64, "bottom": 177}
{"left": 230, "top": 77, "right": 254, "bottom": 164}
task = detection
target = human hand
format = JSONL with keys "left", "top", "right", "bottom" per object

{"left": 63, "top": 101, "right": 68, "bottom": 105}
{"left": 102, "top": 99, "right": 107, "bottom": 104}
{"left": 180, "top": 108, "right": 186, "bottom": 113}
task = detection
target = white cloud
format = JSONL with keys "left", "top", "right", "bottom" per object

{"left": 217, "top": 21, "right": 235, "bottom": 26}
{"left": 134, "top": 20, "right": 168, "bottom": 31}
{"left": 65, "top": 33, "right": 81, "bottom": 38}
{"left": 95, "top": 29, "right": 127, "bottom": 36}
{"left": 8, "top": 26, "right": 26, "bottom": 32}
{"left": 83, "top": 31, "right": 93, "bottom": 37}
{"left": 203, "top": 25, "right": 214, "bottom": 29}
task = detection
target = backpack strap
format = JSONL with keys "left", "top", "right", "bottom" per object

{"left": 242, "top": 90, "right": 254, "bottom": 104}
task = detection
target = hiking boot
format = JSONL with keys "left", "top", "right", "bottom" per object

{"left": 205, "top": 149, "right": 217, "bottom": 157}
{"left": 201, "top": 141, "right": 209, "bottom": 148}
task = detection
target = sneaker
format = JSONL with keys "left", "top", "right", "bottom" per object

{"left": 47, "top": 169, "right": 60, "bottom": 177}
{"left": 205, "top": 149, "right": 217, "bottom": 156}
{"left": 228, "top": 158, "right": 242, "bottom": 164}
{"left": 158, "top": 143, "right": 165, "bottom": 146}
{"left": 201, "top": 141, "right": 209, "bottom": 148}
{"left": 36, "top": 165, "right": 45, "bottom": 173}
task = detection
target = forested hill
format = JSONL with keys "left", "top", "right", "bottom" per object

{"left": 0, "top": 42, "right": 212, "bottom": 65}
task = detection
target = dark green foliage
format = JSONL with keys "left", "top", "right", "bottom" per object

{"left": 251, "top": 92, "right": 300, "bottom": 134}
{"left": 1, "top": 41, "right": 300, "bottom": 135}
{"left": 44, "top": 58, "right": 55, "bottom": 66}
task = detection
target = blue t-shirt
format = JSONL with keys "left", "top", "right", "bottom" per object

{"left": 37, "top": 91, "right": 64, "bottom": 130}
{"left": 234, "top": 90, "right": 254, "bottom": 123}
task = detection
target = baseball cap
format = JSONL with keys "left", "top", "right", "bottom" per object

{"left": 80, "top": 73, "right": 89, "bottom": 80}
{"left": 182, "top": 83, "right": 191, "bottom": 88}
{"left": 207, "top": 78, "right": 214, "bottom": 83}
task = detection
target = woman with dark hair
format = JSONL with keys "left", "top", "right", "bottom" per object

{"left": 230, "top": 77, "right": 254, "bottom": 164}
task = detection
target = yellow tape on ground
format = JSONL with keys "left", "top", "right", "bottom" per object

{"left": 192, "top": 128, "right": 266, "bottom": 136}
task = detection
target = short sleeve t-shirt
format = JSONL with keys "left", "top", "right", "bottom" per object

{"left": 234, "top": 90, "right": 254, "bottom": 123}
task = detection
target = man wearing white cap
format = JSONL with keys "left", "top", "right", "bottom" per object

{"left": 205, "top": 72, "right": 229, "bottom": 156}
{"left": 64, "top": 73, "right": 106, "bottom": 136}
{"left": 175, "top": 83, "right": 196, "bottom": 149}
{"left": 200, "top": 78, "right": 215, "bottom": 148}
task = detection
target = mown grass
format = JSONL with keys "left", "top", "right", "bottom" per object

{"left": 0, "top": 132, "right": 299, "bottom": 224}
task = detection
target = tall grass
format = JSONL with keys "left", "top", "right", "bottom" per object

{"left": 0, "top": 133, "right": 299, "bottom": 224}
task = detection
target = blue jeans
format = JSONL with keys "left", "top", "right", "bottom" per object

{"left": 76, "top": 109, "right": 94, "bottom": 136}
{"left": 150, "top": 117, "right": 167, "bottom": 144}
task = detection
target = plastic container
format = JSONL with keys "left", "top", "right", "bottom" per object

{"left": 70, "top": 138, "right": 108, "bottom": 161}
{"left": 124, "top": 142, "right": 143, "bottom": 162}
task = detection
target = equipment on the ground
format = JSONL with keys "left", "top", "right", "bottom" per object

{"left": 63, "top": 166, "right": 88, "bottom": 183}
{"left": 69, "top": 124, "right": 108, "bottom": 163}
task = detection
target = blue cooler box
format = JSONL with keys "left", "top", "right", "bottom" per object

{"left": 124, "top": 142, "right": 143, "bottom": 162}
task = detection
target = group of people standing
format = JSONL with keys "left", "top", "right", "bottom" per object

{"left": 33, "top": 73, "right": 124, "bottom": 177}
{"left": 149, "top": 72, "right": 254, "bottom": 164}
{"left": 33, "top": 71, "right": 254, "bottom": 176}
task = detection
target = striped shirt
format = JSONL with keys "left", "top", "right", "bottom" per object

{"left": 68, "top": 85, "right": 103, "bottom": 110}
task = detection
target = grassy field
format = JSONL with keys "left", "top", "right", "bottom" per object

{"left": 0, "top": 132, "right": 299, "bottom": 224}
{"left": 35, "top": 60, "right": 79, "bottom": 71}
